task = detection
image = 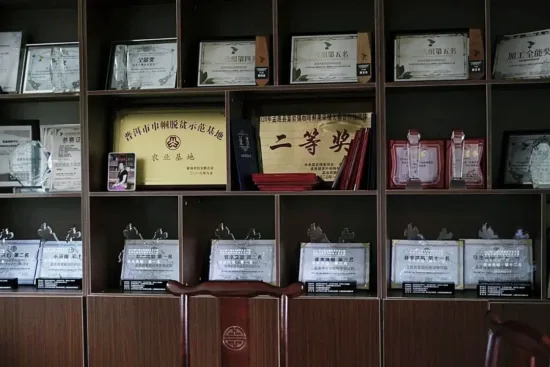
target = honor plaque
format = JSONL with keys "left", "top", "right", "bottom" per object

{"left": 0, "top": 31, "right": 23, "bottom": 93}
{"left": 198, "top": 40, "right": 256, "bottom": 87}
{"left": 0, "top": 229, "right": 40, "bottom": 285}
{"left": 389, "top": 139, "right": 444, "bottom": 189}
{"left": 36, "top": 227, "right": 83, "bottom": 280}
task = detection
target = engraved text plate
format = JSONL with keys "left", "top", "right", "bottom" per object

{"left": 0, "top": 240, "right": 40, "bottom": 285}
{"left": 120, "top": 240, "right": 179, "bottom": 281}
{"left": 36, "top": 241, "right": 83, "bottom": 279}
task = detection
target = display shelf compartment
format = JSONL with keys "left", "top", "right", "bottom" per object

{"left": 89, "top": 196, "right": 179, "bottom": 294}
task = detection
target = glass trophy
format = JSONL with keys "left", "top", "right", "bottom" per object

{"left": 209, "top": 223, "right": 275, "bottom": 284}
{"left": 449, "top": 129, "right": 467, "bottom": 189}
{"left": 462, "top": 223, "right": 533, "bottom": 289}
{"left": 406, "top": 129, "right": 422, "bottom": 189}
{"left": 35, "top": 224, "right": 83, "bottom": 289}
{"left": 529, "top": 136, "right": 550, "bottom": 189}
{"left": 391, "top": 224, "right": 463, "bottom": 289}
{"left": 298, "top": 224, "right": 370, "bottom": 289}
{"left": 9, "top": 141, "right": 52, "bottom": 191}
{"left": 119, "top": 224, "right": 179, "bottom": 291}
{"left": 0, "top": 228, "right": 40, "bottom": 286}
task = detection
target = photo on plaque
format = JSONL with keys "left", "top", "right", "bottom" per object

{"left": 0, "top": 31, "right": 23, "bottom": 93}
{"left": 394, "top": 32, "right": 469, "bottom": 81}
{"left": 391, "top": 224, "right": 463, "bottom": 289}
{"left": 107, "top": 152, "right": 136, "bottom": 191}
{"left": 41, "top": 124, "right": 81, "bottom": 192}
{"left": 493, "top": 29, "right": 550, "bottom": 80}
{"left": 500, "top": 130, "right": 550, "bottom": 187}
{"left": 198, "top": 40, "right": 256, "bottom": 87}
{"left": 0, "top": 120, "right": 39, "bottom": 188}
{"left": 209, "top": 224, "right": 275, "bottom": 284}
{"left": 298, "top": 224, "right": 370, "bottom": 289}
{"left": 0, "top": 228, "right": 40, "bottom": 285}
{"left": 107, "top": 38, "right": 177, "bottom": 90}
{"left": 21, "top": 42, "right": 80, "bottom": 94}
{"left": 462, "top": 224, "right": 533, "bottom": 289}
{"left": 36, "top": 225, "right": 83, "bottom": 281}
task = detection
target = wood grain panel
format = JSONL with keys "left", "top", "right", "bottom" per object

{"left": 87, "top": 296, "right": 179, "bottom": 367}
{"left": 489, "top": 303, "right": 550, "bottom": 367}
{"left": 189, "top": 297, "right": 278, "bottom": 367}
{"left": 288, "top": 298, "right": 380, "bottom": 367}
{"left": 384, "top": 300, "right": 488, "bottom": 367}
{"left": 0, "top": 297, "right": 84, "bottom": 367}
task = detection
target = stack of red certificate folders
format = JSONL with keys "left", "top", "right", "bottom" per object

{"left": 252, "top": 173, "right": 319, "bottom": 191}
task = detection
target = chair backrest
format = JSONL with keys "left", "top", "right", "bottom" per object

{"left": 167, "top": 280, "right": 304, "bottom": 367}
{"left": 485, "top": 311, "right": 550, "bottom": 367}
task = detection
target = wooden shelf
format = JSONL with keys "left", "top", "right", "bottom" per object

{"left": 0, "top": 92, "right": 79, "bottom": 102}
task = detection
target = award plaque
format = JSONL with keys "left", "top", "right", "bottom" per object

{"left": 389, "top": 134, "right": 444, "bottom": 189}
{"left": 120, "top": 225, "right": 179, "bottom": 286}
{"left": 209, "top": 224, "right": 275, "bottom": 284}
{"left": 394, "top": 32, "right": 469, "bottom": 81}
{"left": 108, "top": 38, "right": 177, "bottom": 90}
{"left": 198, "top": 40, "right": 256, "bottom": 87}
{"left": 463, "top": 224, "right": 533, "bottom": 289}
{"left": 391, "top": 224, "right": 463, "bottom": 289}
{"left": 0, "top": 120, "right": 38, "bottom": 187}
{"left": 113, "top": 108, "right": 226, "bottom": 186}
{"left": 291, "top": 34, "right": 360, "bottom": 84}
{"left": 0, "top": 31, "right": 23, "bottom": 93}
{"left": 493, "top": 29, "right": 550, "bottom": 80}
{"left": 298, "top": 224, "right": 369, "bottom": 289}
{"left": 21, "top": 42, "right": 80, "bottom": 94}
{"left": 36, "top": 226, "right": 83, "bottom": 285}
{"left": 259, "top": 113, "right": 372, "bottom": 181}
{"left": 0, "top": 228, "right": 40, "bottom": 286}
{"left": 501, "top": 130, "right": 550, "bottom": 187}
{"left": 9, "top": 141, "right": 52, "bottom": 189}
{"left": 445, "top": 134, "right": 485, "bottom": 189}
{"left": 41, "top": 124, "right": 81, "bottom": 192}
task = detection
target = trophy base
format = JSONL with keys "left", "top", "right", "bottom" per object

{"left": 405, "top": 179, "right": 422, "bottom": 190}
{"left": 449, "top": 179, "right": 467, "bottom": 190}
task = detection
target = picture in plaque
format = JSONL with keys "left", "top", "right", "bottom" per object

{"left": 107, "top": 38, "right": 177, "bottom": 90}
{"left": 493, "top": 29, "right": 550, "bottom": 80}
{"left": 290, "top": 33, "right": 372, "bottom": 84}
{"left": 391, "top": 224, "right": 464, "bottom": 289}
{"left": 198, "top": 37, "right": 270, "bottom": 87}
{"left": 209, "top": 224, "right": 275, "bottom": 284}
{"left": 113, "top": 108, "right": 226, "bottom": 187}
{"left": 258, "top": 113, "right": 372, "bottom": 182}
{"left": 36, "top": 224, "right": 83, "bottom": 282}
{"left": 0, "top": 228, "right": 40, "bottom": 286}
{"left": 462, "top": 224, "right": 533, "bottom": 289}
{"left": 500, "top": 130, "right": 550, "bottom": 187}
{"left": 21, "top": 42, "right": 80, "bottom": 94}
{"left": 299, "top": 224, "right": 370, "bottom": 289}
{"left": 119, "top": 224, "right": 179, "bottom": 286}
{"left": 107, "top": 152, "right": 136, "bottom": 191}
{"left": 0, "top": 120, "right": 39, "bottom": 187}
{"left": 0, "top": 31, "right": 23, "bottom": 93}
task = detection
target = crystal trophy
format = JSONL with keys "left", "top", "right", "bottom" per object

{"left": 449, "top": 129, "right": 467, "bottom": 189}
{"left": 9, "top": 141, "right": 52, "bottom": 190}
{"left": 0, "top": 228, "right": 40, "bottom": 287}
{"left": 529, "top": 136, "right": 550, "bottom": 189}
{"left": 298, "top": 224, "right": 370, "bottom": 289}
{"left": 120, "top": 224, "right": 179, "bottom": 291}
{"left": 209, "top": 223, "right": 275, "bottom": 284}
{"left": 462, "top": 223, "right": 533, "bottom": 289}
{"left": 35, "top": 224, "right": 83, "bottom": 289}
{"left": 406, "top": 129, "right": 422, "bottom": 189}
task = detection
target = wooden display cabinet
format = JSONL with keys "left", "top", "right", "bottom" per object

{"left": 1, "top": 0, "right": 550, "bottom": 366}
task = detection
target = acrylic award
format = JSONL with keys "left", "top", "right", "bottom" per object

{"left": 120, "top": 224, "right": 179, "bottom": 291}
{"left": 449, "top": 129, "right": 467, "bottom": 189}
{"left": 9, "top": 140, "right": 52, "bottom": 190}
{"left": 209, "top": 223, "right": 275, "bottom": 284}
{"left": 406, "top": 129, "right": 422, "bottom": 189}
{"left": 0, "top": 228, "right": 40, "bottom": 288}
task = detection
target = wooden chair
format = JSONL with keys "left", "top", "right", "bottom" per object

{"left": 485, "top": 311, "right": 550, "bottom": 367}
{"left": 167, "top": 280, "right": 304, "bottom": 367}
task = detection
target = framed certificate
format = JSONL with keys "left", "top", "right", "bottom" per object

{"left": 198, "top": 40, "right": 256, "bottom": 87}
{"left": 107, "top": 38, "right": 177, "bottom": 90}
{"left": 41, "top": 124, "right": 81, "bottom": 192}
{"left": 0, "top": 31, "right": 23, "bottom": 93}
{"left": 21, "top": 42, "right": 80, "bottom": 94}
{"left": 389, "top": 140, "right": 445, "bottom": 189}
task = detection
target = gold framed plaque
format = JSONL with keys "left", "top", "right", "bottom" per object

{"left": 113, "top": 108, "right": 227, "bottom": 186}
{"left": 258, "top": 113, "right": 372, "bottom": 181}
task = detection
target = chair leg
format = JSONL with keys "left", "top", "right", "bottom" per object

{"left": 484, "top": 332, "right": 500, "bottom": 367}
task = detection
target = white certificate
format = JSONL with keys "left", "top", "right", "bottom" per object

{"left": 0, "top": 31, "right": 23, "bottom": 93}
{"left": 198, "top": 40, "right": 256, "bottom": 86}
{"left": 110, "top": 40, "right": 177, "bottom": 90}
{"left": 291, "top": 34, "right": 358, "bottom": 84}
{"left": 394, "top": 33, "right": 469, "bottom": 81}
{"left": 493, "top": 29, "right": 550, "bottom": 80}
{"left": 22, "top": 43, "right": 80, "bottom": 94}
{"left": 41, "top": 124, "right": 81, "bottom": 192}
{"left": 0, "top": 125, "right": 33, "bottom": 187}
